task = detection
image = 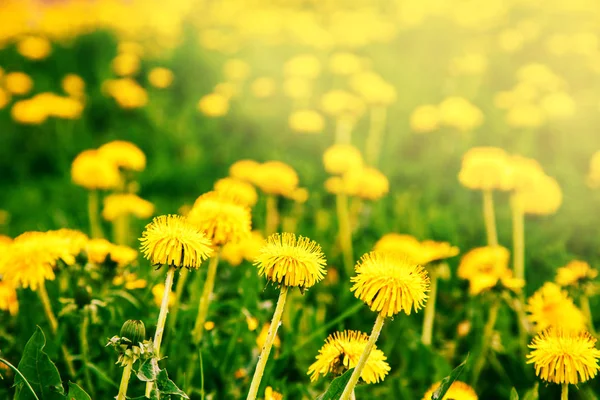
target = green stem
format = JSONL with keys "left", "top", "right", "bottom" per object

{"left": 265, "top": 195, "right": 279, "bottom": 236}
{"left": 113, "top": 214, "right": 129, "bottom": 245}
{"left": 581, "top": 295, "right": 596, "bottom": 335}
{"left": 335, "top": 117, "right": 354, "bottom": 144}
{"left": 88, "top": 190, "right": 103, "bottom": 238}
{"left": 246, "top": 286, "right": 289, "bottom": 400}
{"left": 116, "top": 358, "right": 133, "bottom": 400}
{"left": 336, "top": 193, "right": 354, "bottom": 276}
{"left": 169, "top": 268, "right": 190, "bottom": 333}
{"left": 365, "top": 106, "right": 387, "bottom": 166}
{"left": 145, "top": 266, "right": 176, "bottom": 397}
{"left": 511, "top": 194, "right": 525, "bottom": 281}
{"left": 80, "top": 309, "right": 94, "bottom": 398}
{"left": 421, "top": 270, "right": 437, "bottom": 346}
{"left": 561, "top": 383, "right": 568, "bottom": 400}
{"left": 192, "top": 255, "right": 220, "bottom": 344}
{"left": 482, "top": 189, "right": 498, "bottom": 247}
{"left": 471, "top": 299, "right": 500, "bottom": 385}
{"left": 340, "top": 314, "right": 385, "bottom": 400}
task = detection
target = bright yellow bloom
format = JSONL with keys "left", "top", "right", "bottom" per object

{"left": 468, "top": 271, "right": 525, "bottom": 296}
{"left": 288, "top": 187, "right": 309, "bottom": 203}
{"left": 103, "top": 78, "right": 147, "bottom": 109}
{"left": 515, "top": 174, "right": 562, "bottom": 216}
{"left": 350, "top": 72, "right": 396, "bottom": 105}
{"left": 527, "top": 328, "right": 600, "bottom": 384}
{"left": 541, "top": 92, "right": 576, "bottom": 120}
{"left": 257, "top": 323, "right": 281, "bottom": 349}
{"left": 17, "top": 36, "right": 52, "bottom": 61}
{"left": 322, "top": 144, "right": 363, "bottom": 175}
{"left": 439, "top": 96, "right": 484, "bottom": 132}
{"left": 32, "top": 92, "right": 83, "bottom": 119}
{"left": 374, "top": 235, "right": 459, "bottom": 265}
{"left": 508, "top": 155, "right": 546, "bottom": 192}
{"left": 214, "top": 177, "right": 258, "bottom": 207}
{"left": 288, "top": 109, "right": 324, "bottom": 134}
{"left": 526, "top": 283, "right": 587, "bottom": 332}
{"left": 221, "top": 231, "right": 264, "bottom": 266}
{"left": 418, "top": 240, "right": 460, "bottom": 264}
{"left": 284, "top": 54, "right": 321, "bottom": 79}
{"left": 283, "top": 77, "right": 312, "bottom": 100}
{"left": 422, "top": 381, "right": 478, "bottom": 400}
{"left": 264, "top": 386, "right": 283, "bottom": 400}
{"left": 71, "top": 149, "right": 122, "bottom": 190}
{"left": 556, "top": 260, "right": 598, "bottom": 287}
{"left": 197, "top": 93, "right": 229, "bottom": 117}
{"left": 140, "top": 215, "right": 213, "bottom": 269}
{"left": 250, "top": 77, "right": 276, "bottom": 98}
{"left": 321, "top": 90, "right": 365, "bottom": 118}
{"left": 0, "top": 279, "right": 19, "bottom": 315}
{"left": 351, "top": 252, "right": 430, "bottom": 317}
{"left": 102, "top": 193, "right": 154, "bottom": 221}
{"left": 308, "top": 330, "right": 390, "bottom": 384}
{"left": 229, "top": 159, "right": 261, "bottom": 182}
{"left": 112, "top": 53, "right": 140, "bottom": 77}
{"left": 11, "top": 99, "right": 48, "bottom": 125}
{"left": 148, "top": 67, "right": 174, "bottom": 89}
{"left": 187, "top": 191, "right": 252, "bottom": 246}
{"left": 253, "top": 161, "right": 299, "bottom": 197}
{"left": 255, "top": 233, "right": 327, "bottom": 289}
{"left": 0, "top": 88, "right": 10, "bottom": 109}
{"left": 342, "top": 167, "right": 389, "bottom": 200}
{"left": 113, "top": 273, "right": 147, "bottom": 290}
{"left": 457, "top": 246, "right": 521, "bottom": 295}
{"left": 98, "top": 140, "right": 146, "bottom": 172}
{"left": 62, "top": 74, "right": 85, "bottom": 98}
{"left": 152, "top": 283, "right": 175, "bottom": 307}
{"left": 223, "top": 59, "right": 250, "bottom": 81}
{"left": 5, "top": 72, "right": 33, "bottom": 96}
{"left": 329, "top": 52, "right": 363, "bottom": 76}
{"left": 86, "top": 238, "right": 137, "bottom": 267}
{"left": 410, "top": 104, "right": 439, "bottom": 133}
{"left": 459, "top": 147, "right": 513, "bottom": 191}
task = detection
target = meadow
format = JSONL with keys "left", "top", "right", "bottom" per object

{"left": 1, "top": 0, "right": 600, "bottom": 399}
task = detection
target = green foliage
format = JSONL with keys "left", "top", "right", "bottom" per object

{"left": 315, "top": 369, "right": 353, "bottom": 400}
{"left": 431, "top": 355, "right": 468, "bottom": 400}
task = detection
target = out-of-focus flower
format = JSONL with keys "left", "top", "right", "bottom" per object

{"left": 556, "top": 260, "right": 598, "bottom": 287}
{"left": 214, "top": 177, "right": 258, "bottom": 207}
{"left": 152, "top": 283, "right": 175, "bottom": 307}
{"left": 98, "top": 140, "right": 146, "bottom": 172}
{"left": 257, "top": 323, "right": 281, "bottom": 349}
{"left": 422, "top": 381, "right": 478, "bottom": 400}
{"left": 71, "top": 149, "right": 122, "bottom": 190}
{"left": 223, "top": 59, "right": 250, "bottom": 81}
{"left": 229, "top": 159, "right": 261, "bottom": 182}
{"left": 0, "top": 279, "right": 19, "bottom": 315}
{"left": 5, "top": 72, "right": 33, "bottom": 95}
{"left": 35, "top": 93, "right": 83, "bottom": 119}
{"left": 112, "top": 53, "right": 140, "bottom": 77}
{"left": 517, "top": 63, "right": 563, "bottom": 92}
{"left": 17, "top": 36, "right": 52, "bottom": 61}
{"left": 11, "top": 99, "right": 48, "bottom": 125}
{"left": 197, "top": 93, "right": 229, "bottom": 117}
{"left": 342, "top": 167, "right": 389, "bottom": 201}
{"left": 85, "top": 238, "right": 137, "bottom": 267}
{"left": 329, "top": 52, "right": 362, "bottom": 76}
{"left": 288, "top": 109, "right": 324, "bottom": 134}
{"left": 62, "top": 74, "right": 85, "bottom": 98}
{"left": 457, "top": 246, "right": 522, "bottom": 295}
{"left": 221, "top": 230, "right": 264, "bottom": 266}
{"left": 410, "top": 104, "right": 439, "bottom": 133}
{"left": 350, "top": 72, "right": 396, "bottom": 105}
{"left": 254, "top": 161, "right": 299, "bottom": 197}
{"left": 526, "top": 282, "right": 587, "bottom": 333}
{"left": 264, "top": 386, "right": 283, "bottom": 400}
{"left": 283, "top": 77, "right": 312, "bottom": 100}
{"left": 540, "top": 92, "right": 576, "bottom": 120}
{"left": 251, "top": 77, "right": 276, "bottom": 98}
{"left": 288, "top": 187, "right": 309, "bottom": 203}
{"left": 103, "top": 78, "right": 147, "bottom": 109}
{"left": 308, "top": 330, "right": 390, "bottom": 383}
{"left": 102, "top": 194, "right": 154, "bottom": 221}
{"left": 0, "top": 88, "right": 10, "bottom": 109}
{"left": 214, "top": 82, "right": 238, "bottom": 99}
{"left": 284, "top": 54, "right": 321, "bottom": 79}
{"left": 450, "top": 53, "right": 488, "bottom": 76}
{"left": 117, "top": 42, "right": 144, "bottom": 56}
{"left": 515, "top": 174, "right": 562, "bottom": 216}
{"left": 506, "top": 103, "right": 545, "bottom": 128}
{"left": 459, "top": 147, "right": 513, "bottom": 191}
{"left": 438, "top": 96, "right": 484, "bottom": 132}
{"left": 113, "top": 273, "right": 147, "bottom": 290}
{"left": 323, "top": 144, "right": 363, "bottom": 175}
{"left": 148, "top": 67, "right": 174, "bottom": 89}
{"left": 321, "top": 90, "right": 365, "bottom": 118}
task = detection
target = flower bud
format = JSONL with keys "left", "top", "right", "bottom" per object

{"left": 120, "top": 320, "right": 146, "bottom": 345}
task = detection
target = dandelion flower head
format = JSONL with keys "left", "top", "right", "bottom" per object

{"left": 421, "top": 381, "right": 478, "bottom": 400}
{"left": 229, "top": 159, "right": 261, "bottom": 183}
{"left": 86, "top": 238, "right": 138, "bottom": 267}
{"left": 102, "top": 193, "right": 154, "bottom": 221}
{"left": 289, "top": 109, "right": 325, "bottom": 134}
{"left": 71, "top": 149, "right": 121, "bottom": 190}
{"left": 254, "top": 161, "right": 299, "bottom": 197}
{"left": 459, "top": 147, "right": 513, "bottom": 191}
{"left": 98, "top": 140, "right": 146, "bottom": 172}
{"left": 526, "top": 282, "right": 587, "bottom": 332}
{"left": 323, "top": 144, "right": 363, "bottom": 175}
{"left": 214, "top": 177, "right": 258, "bottom": 207}
{"left": 342, "top": 167, "right": 389, "bottom": 201}
{"left": 0, "top": 279, "right": 19, "bottom": 315}
{"left": 148, "top": 67, "right": 174, "bottom": 89}
{"left": 556, "top": 260, "right": 598, "bottom": 287}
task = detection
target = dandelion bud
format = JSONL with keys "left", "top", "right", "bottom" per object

{"left": 120, "top": 320, "right": 146, "bottom": 345}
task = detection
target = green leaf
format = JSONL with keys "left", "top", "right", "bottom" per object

{"left": 85, "top": 362, "right": 118, "bottom": 388}
{"left": 137, "top": 359, "right": 157, "bottom": 382}
{"left": 66, "top": 382, "right": 92, "bottom": 400}
{"left": 522, "top": 383, "right": 539, "bottom": 400}
{"left": 0, "top": 358, "right": 40, "bottom": 400}
{"left": 431, "top": 355, "right": 469, "bottom": 400}
{"left": 315, "top": 369, "right": 354, "bottom": 400}
{"left": 15, "top": 327, "right": 65, "bottom": 400}
{"left": 510, "top": 388, "right": 519, "bottom": 400}
{"left": 156, "top": 369, "right": 189, "bottom": 399}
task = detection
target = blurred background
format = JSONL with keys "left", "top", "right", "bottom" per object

{"left": 2, "top": 0, "right": 600, "bottom": 398}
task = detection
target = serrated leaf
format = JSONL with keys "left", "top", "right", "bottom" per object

{"left": 156, "top": 369, "right": 188, "bottom": 399}
{"left": 431, "top": 355, "right": 468, "bottom": 400}
{"left": 510, "top": 388, "right": 519, "bottom": 400}
{"left": 15, "top": 327, "right": 65, "bottom": 400}
{"left": 522, "top": 383, "right": 539, "bottom": 400}
{"left": 66, "top": 382, "right": 92, "bottom": 400}
{"left": 315, "top": 369, "right": 354, "bottom": 400}
{"left": 137, "top": 359, "right": 157, "bottom": 382}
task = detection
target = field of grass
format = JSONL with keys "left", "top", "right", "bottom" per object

{"left": 2, "top": 1, "right": 600, "bottom": 399}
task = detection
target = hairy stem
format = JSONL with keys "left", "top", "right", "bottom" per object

{"left": 192, "top": 255, "right": 220, "bottom": 344}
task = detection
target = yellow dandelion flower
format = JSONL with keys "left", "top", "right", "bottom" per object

{"left": 113, "top": 273, "right": 147, "bottom": 290}
{"left": 187, "top": 191, "right": 252, "bottom": 246}
{"left": 526, "top": 282, "right": 587, "bottom": 332}
{"left": 373, "top": 233, "right": 422, "bottom": 260}
{"left": 230, "top": 159, "right": 261, "bottom": 182}
{"left": 410, "top": 104, "right": 440, "bottom": 134}
{"left": 112, "top": 53, "right": 140, "bottom": 77}
{"left": 283, "top": 77, "right": 312, "bottom": 100}
{"left": 323, "top": 144, "right": 363, "bottom": 175}
{"left": 350, "top": 73, "right": 396, "bottom": 106}
{"left": 288, "top": 187, "right": 309, "bottom": 203}
{"left": 62, "top": 74, "right": 85, "bottom": 98}
{"left": 221, "top": 231, "right": 264, "bottom": 267}
{"left": 5, "top": 72, "right": 33, "bottom": 96}
{"left": 284, "top": 54, "right": 321, "bottom": 79}
{"left": 140, "top": 215, "right": 213, "bottom": 269}
{"left": 288, "top": 109, "right": 324, "bottom": 134}
{"left": 351, "top": 252, "right": 430, "bottom": 317}
{"left": 256, "top": 323, "right": 281, "bottom": 349}
{"left": 17, "top": 35, "right": 52, "bottom": 61}
{"left": 438, "top": 96, "right": 484, "bottom": 132}
{"left": 86, "top": 238, "right": 137, "bottom": 267}
{"left": 556, "top": 260, "right": 598, "bottom": 287}
{"left": 152, "top": 283, "right": 175, "bottom": 307}
{"left": 148, "top": 67, "right": 174, "bottom": 89}
{"left": 214, "top": 177, "right": 258, "bottom": 207}
{"left": 418, "top": 240, "right": 460, "bottom": 265}
{"left": 33, "top": 93, "right": 83, "bottom": 120}
{"left": 329, "top": 52, "right": 363, "bottom": 76}
{"left": 264, "top": 386, "right": 283, "bottom": 400}
{"left": 515, "top": 174, "right": 562, "bottom": 216}
{"left": 253, "top": 161, "right": 299, "bottom": 197}
{"left": 527, "top": 328, "right": 600, "bottom": 384}
{"left": 321, "top": 90, "right": 365, "bottom": 118}
{"left": 98, "top": 140, "right": 146, "bottom": 172}
{"left": 103, "top": 78, "right": 147, "bottom": 109}
{"left": 254, "top": 233, "right": 327, "bottom": 289}
{"left": 508, "top": 155, "right": 546, "bottom": 192}
{"left": 0, "top": 88, "right": 10, "bottom": 109}
{"left": 223, "top": 59, "right": 250, "bottom": 81}
{"left": 42, "top": 229, "right": 88, "bottom": 266}
{"left": 459, "top": 147, "right": 513, "bottom": 191}
{"left": 0, "top": 279, "right": 19, "bottom": 315}
{"left": 11, "top": 99, "right": 47, "bottom": 125}
{"left": 468, "top": 270, "right": 524, "bottom": 296}
{"left": 457, "top": 246, "right": 510, "bottom": 280}
{"left": 71, "top": 149, "right": 122, "bottom": 190}
{"left": 422, "top": 381, "right": 478, "bottom": 400}
{"left": 102, "top": 193, "right": 154, "bottom": 221}
{"left": 342, "top": 167, "right": 389, "bottom": 201}
{"left": 197, "top": 93, "right": 229, "bottom": 117}
{"left": 251, "top": 77, "right": 276, "bottom": 98}
{"left": 308, "top": 330, "right": 390, "bottom": 384}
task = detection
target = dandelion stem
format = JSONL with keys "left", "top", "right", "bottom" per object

{"left": 365, "top": 106, "right": 387, "bottom": 166}
{"left": 340, "top": 314, "right": 385, "bottom": 400}
{"left": 192, "top": 255, "right": 220, "bottom": 344}
{"left": 421, "top": 269, "right": 437, "bottom": 346}
{"left": 80, "top": 308, "right": 94, "bottom": 398}
{"left": 113, "top": 214, "right": 129, "bottom": 245}
{"left": 581, "top": 295, "right": 596, "bottom": 335}
{"left": 511, "top": 194, "right": 525, "bottom": 281}
{"left": 169, "top": 268, "right": 189, "bottom": 333}
{"left": 335, "top": 117, "right": 354, "bottom": 144}
{"left": 117, "top": 358, "right": 134, "bottom": 400}
{"left": 482, "top": 189, "right": 498, "bottom": 247}
{"left": 246, "top": 286, "right": 289, "bottom": 400}
{"left": 336, "top": 193, "right": 354, "bottom": 276}
{"left": 561, "top": 383, "right": 568, "bottom": 400}
{"left": 265, "top": 195, "right": 279, "bottom": 236}
{"left": 88, "top": 189, "right": 103, "bottom": 238}
{"left": 350, "top": 390, "right": 356, "bottom": 400}
{"left": 471, "top": 299, "right": 500, "bottom": 385}
{"left": 145, "top": 266, "right": 176, "bottom": 397}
